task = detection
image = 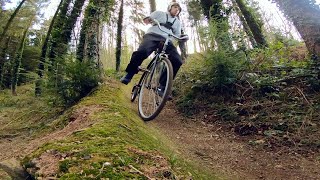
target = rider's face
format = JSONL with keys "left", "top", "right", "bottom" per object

{"left": 170, "top": 5, "right": 180, "bottom": 16}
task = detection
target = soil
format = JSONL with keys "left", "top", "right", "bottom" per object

{"left": 147, "top": 102, "right": 320, "bottom": 180}
{"left": 0, "top": 105, "right": 103, "bottom": 179}
{"left": 0, "top": 97, "right": 319, "bottom": 179}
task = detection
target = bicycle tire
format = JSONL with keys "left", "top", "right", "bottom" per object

{"left": 130, "top": 85, "right": 139, "bottom": 102}
{"left": 131, "top": 66, "right": 151, "bottom": 102}
{"left": 138, "top": 57, "right": 173, "bottom": 121}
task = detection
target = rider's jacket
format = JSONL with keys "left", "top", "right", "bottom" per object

{"left": 146, "top": 11, "right": 181, "bottom": 41}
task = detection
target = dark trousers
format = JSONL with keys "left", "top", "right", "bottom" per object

{"left": 125, "top": 33, "right": 182, "bottom": 79}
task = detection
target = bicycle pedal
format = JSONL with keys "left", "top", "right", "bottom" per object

{"left": 138, "top": 66, "right": 150, "bottom": 73}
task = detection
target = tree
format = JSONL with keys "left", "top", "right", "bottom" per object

{"left": 115, "top": 0, "right": 124, "bottom": 71}
{"left": 149, "top": 0, "right": 156, "bottom": 13}
{"left": 234, "top": 0, "right": 267, "bottom": 48}
{"left": 130, "top": 0, "right": 145, "bottom": 45}
{"left": 62, "top": 0, "right": 86, "bottom": 47}
{"left": 1, "top": 0, "right": 44, "bottom": 89}
{"left": 78, "top": 0, "right": 114, "bottom": 64}
{"left": 272, "top": 0, "right": 320, "bottom": 56}
{"left": 231, "top": 0, "right": 256, "bottom": 47}
{"left": 187, "top": 0, "right": 205, "bottom": 51}
{"left": 0, "top": 36, "right": 10, "bottom": 89}
{"left": 200, "top": 0, "right": 233, "bottom": 51}
{"left": 48, "top": 0, "right": 72, "bottom": 70}
{"left": 11, "top": 16, "right": 35, "bottom": 95}
{"left": 0, "top": 0, "right": 11, "bottom": 18}
{"left": 35, "top": 0, "right": 64, "bottom": 96}
{"left": 0, "top": 0, "right": 27, "bottom": 43}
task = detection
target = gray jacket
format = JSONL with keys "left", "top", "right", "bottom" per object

{"left": 146, "top": 11, "right": 181, "bottom": 41}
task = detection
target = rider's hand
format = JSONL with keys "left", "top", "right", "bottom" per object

{"left": 143, "top": 17, "right": 152, "bottom": 24}
{"left": 179, "top": 34, "right": 189, "bottom": 42}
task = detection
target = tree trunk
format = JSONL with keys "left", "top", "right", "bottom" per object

{"left": 77, "top": 21, "right": 87, "bottom": 61}
{"left": 194, "top": 21, "right": 204, "bottom": 52}
{"left": 86, "top": 5, "right": 101, "bottom": 65}
{"left": 0, "top": 0, "right": 27, "bottom": 43}
{"left": 62, "top": 0, "right": 86, "bottom": 46}
{"left": 35, "top": 0, "right": 64, "bottom": 96}
{"left": 80, "top": 0, "right": 109, "bottom": 66}
{"left": 0, "top": 36, "right": 11, "bottom": 89}
{"left": 200, "top": 0, "right": 214, "bottom": 19}
{"left": 48, "top": 0, "right": 72, "bottom": 71}
{"left": 149, "top": 0, "right": 156, "bottom": 13}
{"left": 50, "top": 0, "right": 86, "bottom": 60}
{"left": 200, "top": 0, "right": 233, "bottom": 51}
{"left": 235, "top": 0, "right": 267, "bottom": 48}
{"left": 11, "top": 17, "right": 33, "bottom": 95}
{"left": 273, "top": 0, "right": 320, "bottom": 57}
{"left": 115, "top": 0, "right": 124, "bottom": 71}
{"left": 231, "top": 0, "right": 257, "bottom": 47}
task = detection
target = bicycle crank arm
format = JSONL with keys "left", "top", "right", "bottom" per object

{"left": 138, "top": 66, "right": 150, "bottom": 73}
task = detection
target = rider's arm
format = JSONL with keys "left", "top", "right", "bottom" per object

{"left": 143, "top": 11, "right": 162, "bottom": 25}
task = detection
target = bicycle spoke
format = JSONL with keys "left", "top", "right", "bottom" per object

{"left": 138, "top": 58, "right": 173, "bottom": 121}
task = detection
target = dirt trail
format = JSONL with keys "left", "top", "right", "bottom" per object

{"left": 1, "top": 87, "right": 319, "bottom": 179}
{"left": 147, "top": 102, "right": 320, "bottom": 180}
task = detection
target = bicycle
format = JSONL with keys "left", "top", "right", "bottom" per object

{"left": 130, "top": 19, "right": 188, "bottom": 121}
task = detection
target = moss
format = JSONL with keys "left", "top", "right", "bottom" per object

{"left": 23, "top": 78, "right": 221, "bottom": 179}
{"left": 0, "top": 84, "right": 64, "bottom": 137}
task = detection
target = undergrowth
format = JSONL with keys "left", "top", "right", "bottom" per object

{"left": 0, "top": 84, "right": 64, "bottom": 138}
{"left": 22, "top": 78, "right": 221, "bottom": 179}
{"left": 174, "top": 43, "right": 320, "bottom": 153}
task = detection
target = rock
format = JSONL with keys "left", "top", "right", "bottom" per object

{"left": 83, "top": 155, "right": 91, "bottom": 160}
{"left": 0, "top": 158, "right": 30, "bottom": 179}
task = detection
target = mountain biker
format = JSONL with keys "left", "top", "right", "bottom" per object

{"left": 120, "top": 2, "right": 186, "bottom": 87}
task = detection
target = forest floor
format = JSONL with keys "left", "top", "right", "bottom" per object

{"left": 146, "top": 101, "right": 320, "bottom": 180}
{"left": 0, "top": 82, "right": 319, "bottom": 179}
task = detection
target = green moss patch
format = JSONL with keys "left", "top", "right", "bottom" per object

{"left": 23, "top": 78, "right": 220, "bottom": 179}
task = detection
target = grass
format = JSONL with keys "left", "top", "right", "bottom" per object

{"left": 0, "top": 84, "right": 64, "bottom": 138}
{"left": 20, "top": 77, "right": 221, "bottom": 179}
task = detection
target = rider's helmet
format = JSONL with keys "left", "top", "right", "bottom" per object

{"left": 167, "top": 2, "right": 182, "bottom": 16}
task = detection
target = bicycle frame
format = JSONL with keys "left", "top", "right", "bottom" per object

{"left": 130, "top": 18, "right": 189, "bottom": 120}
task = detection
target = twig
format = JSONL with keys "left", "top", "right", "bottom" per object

{"left": 246, "top": 80, "right": 254, "bottom": 89}
{"left": 234, "top": 83, "right": 246, "bottom": 89}
{"left": 128, "top": 165, "right": 152, "bottom": 180}
{"left": 118, "top": 123, "right": 132, "bottom": 132}
{"left": 294, "top": 86, "right": 311, "bottom": 105}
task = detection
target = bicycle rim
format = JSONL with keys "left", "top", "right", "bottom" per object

{"left": 130, "top": 85, "right": 139, "bottom": 102}
{"left": 138, "top": 58, "right": 173, "bottom": 121}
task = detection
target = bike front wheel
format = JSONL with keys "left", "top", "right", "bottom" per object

{"left": 138, "top": 57, "right": 173, "bottom": 121}
{"left": 130, "top": 84, "right": 139, "bottom": 102}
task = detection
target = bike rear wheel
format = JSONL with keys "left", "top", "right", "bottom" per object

{"left": 138, "top": 57, "right": 173, "bottom": 121}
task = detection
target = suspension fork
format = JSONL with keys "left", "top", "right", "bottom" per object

{"left": 146, "top": 56, "right": 160, "bottom": 88}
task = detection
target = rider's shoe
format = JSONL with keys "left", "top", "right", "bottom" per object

{"left": 120, "top": 73, "right": 134, "bottom": 85}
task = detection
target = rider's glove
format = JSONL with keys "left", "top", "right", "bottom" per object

{"left": 179, "top": 34, "right": 189, "bottom": 42}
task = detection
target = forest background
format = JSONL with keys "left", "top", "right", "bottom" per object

{"left": 0, "top": 0, "right": 320, "bottom": 178}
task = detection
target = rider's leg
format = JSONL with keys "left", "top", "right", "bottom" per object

{"left": 121, "top": 34, "right": 160, "bottom": 85}
{"left": 159, "top": 43, "right": 183, "bottom": 87}
{"left": 157, "top": 44, "right": 182, "bottom": 100}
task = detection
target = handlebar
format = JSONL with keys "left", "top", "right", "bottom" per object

{"left": 149, "top": 18, "right": 189, "bottom": 42}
